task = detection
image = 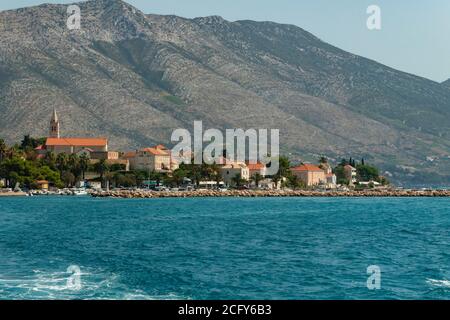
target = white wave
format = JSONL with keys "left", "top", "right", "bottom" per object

{"left": 0, "top": 269, "right": 187, "bottom": 300}
{"left": 426, "top": 278, "right": 450, "bottom": 288}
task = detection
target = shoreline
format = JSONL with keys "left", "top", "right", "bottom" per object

{"left": 91, "top": 189, "right": 450, "bottom": 198}
{"left": 0, "top": 192, "right": 27, "bottom": 197}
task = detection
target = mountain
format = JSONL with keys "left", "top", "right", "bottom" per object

{"left": 442, "top": 79, "right": 450, "bottom": 88}
{"left": 1, "top": 0, "right": 450, "bottom": 185}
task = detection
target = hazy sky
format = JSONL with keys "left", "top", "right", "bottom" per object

{"left": 1, "top": 0, "right": 449, "bottom": 82}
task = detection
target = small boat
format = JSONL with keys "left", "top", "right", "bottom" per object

{"left": 72, "top": 189, "right": 88, "bottom": 196}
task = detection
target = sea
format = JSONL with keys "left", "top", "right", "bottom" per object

{"left": 0, "top": 196, "right": 450, "bottom": 300}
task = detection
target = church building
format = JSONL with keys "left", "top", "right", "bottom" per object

{"left": 42, "top": 109, "right": 109, "bottom": 156}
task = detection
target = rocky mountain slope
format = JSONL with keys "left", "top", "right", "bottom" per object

{"left": 442, "top": 79, "right": 450, "bottom": 88}
{"left": 1, "top": 0, "right": 450, "bottom": 185}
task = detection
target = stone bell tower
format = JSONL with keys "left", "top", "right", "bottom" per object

{"left": 49, "top": 108, "right": 60, "bottom": 138}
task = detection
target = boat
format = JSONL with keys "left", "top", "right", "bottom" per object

{"left": 72, "top": 188, "right": 88, "bottom": 196}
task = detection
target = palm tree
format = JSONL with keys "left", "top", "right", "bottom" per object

{"left": 252, "top": 173, "right": 263, "bottom": 188}
{"left": 79, "top": 154, "right": 89, "bottom": 180}
{"left": 171, "top": 169, "right": 186, "bottom": 187}
{"left": 68, "top": 154, "right": 82, "bottom": 181}
{"left": 56, "top": 153, "right": 69, "bottom": 173}
{"left": 94, "top": 159, "right": 109, "bottom": 181}
{"left": 231, "top": 173, "right": 244, "bottom": 187}
{"left": 104, "top": 172, "right": 114, "bottom": 191}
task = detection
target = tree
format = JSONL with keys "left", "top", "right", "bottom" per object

{"left": 251, "top": 172, "right": 263, "bottom": 188}
{"left": 56, "top": 153, "right": 69, "bottom": 173}
{"left": 61, "top": 171, "right": 75, "bottom": 187}
{"left": 171, "top": 169, "right": 187, "bottom": 187}
{"left": 0, "top": 138, "right": 7, "bottom": 162}
{"left": 79, "top": 154, "right": 89, "bottom": 180}
{"left": 356, "top": 164, "right": 379, "bottom": 182}
{"left": 319, "top": 156, "right": 328, "bottom": 164}
{"left": 94, "top": 159, "right": 109, "bottom": 180}
{"left": 231, "top": 173, "right": 245, "bottom": 187}
{"left": 278, "top": 156, "right": 291, "bottom": 178}
{"left": 20, "top": 135, "right": 46, "bottom": 151}
{"left": 287, "top": 174, "right": 305, "bottom": 190}
{"left": 68, "top": 154, "right": 82, "bottom": 181}
{"left": 333, "top": 165, "right": 349, "bottom": 185}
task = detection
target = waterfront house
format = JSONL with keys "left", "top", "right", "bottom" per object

{"left": 325, "top": 173, "right": 337, "bottom": 188}
{"left": 246, "top": 162, "right": 267, "bottom": 178}
{"left": 290, "top": 164, "right": 326, "bottom": 186}
{"left": 36, "top": 180, "right": 49, "bottom": 190}
{"left": 127, "top": 146, "right": 171, "bottom": 173}
{"left": 220, "top": 161, "right": 250, "bottom": 186}
{"left": 344, "top": 165, "right": 357, "bottom": 185}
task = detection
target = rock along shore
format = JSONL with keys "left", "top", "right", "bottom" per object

{"left": 91, "top": 189, "right": 450, "bottom": 199}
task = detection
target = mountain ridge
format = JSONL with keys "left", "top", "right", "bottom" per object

{"left": 1, "top": 0, "right": 450, "bottom": 185}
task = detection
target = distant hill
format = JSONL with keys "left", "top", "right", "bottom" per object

{"left": 442, "top": 79, "right": 450, "bottom": 88}
{"left": 1, "top": 0, "right": 450, "bottom": 185}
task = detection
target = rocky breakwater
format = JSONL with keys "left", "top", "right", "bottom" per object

{"left": 91, "top": 189, "right": 450, "bottom": 198}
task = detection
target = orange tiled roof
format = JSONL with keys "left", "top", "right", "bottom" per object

{"left": 290, "top": 164, "right": 324, "bottom": 172}
{"left": 141, "top": 147, "right": 170, "bottom": 156}
{"left": 247, "top": 162, "right": 265, "bottom": 170}
{"left": 122, "top": 151, "right": 136, "bottom": 159}
{"left": 46, "top": 137, "right": 107, "bottom": 147}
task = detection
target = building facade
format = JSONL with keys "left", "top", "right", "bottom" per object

{"left": 220, "top": 161, "right": 250, "bottom": 186}
{"left": 290, "top": 164, "right": 326, "bottom": 186}
{"left": 128, "top": 146, "right": 171, "bottom": 172}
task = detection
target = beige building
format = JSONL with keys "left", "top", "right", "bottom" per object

{"left": 128, "top": 146, "right": 171, "bottom": 172}
{"left": 246, "top": 162, "right": 267, "bottom": 178}
{"left": 290, "top": 164, "right": 326, "bottom": 186}
{"left": 319, "top": 163, "right": 337, "bottom": 188}
{"left": 45, "top": 137, "right": 108, "bottom": 155}
{"left": 220, "top": 161, "right": 250, "bottom": 186}
{"left": 344, "top": 165, "right": 357, "bottom": 184}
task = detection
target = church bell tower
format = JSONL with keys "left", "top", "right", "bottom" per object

{"left": 49, "top": 109, "right": 60, "bottom": 138}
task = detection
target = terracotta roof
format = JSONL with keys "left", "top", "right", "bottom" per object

{"left": 45, "top": 137, "right": 107, "bottom": 147}
{"left": 35, "top": 145, "right": 45, "bottom": 150}
{"left": 141, "top": 147, "right": 170, "bottom": 156}
{"left": 122, "top": 151, "right": 136, "bottom": 159}
{"left": 247, "top": 162, "right": 265, "bottom": 170}
{"left": 290, "top": 164, "right": 324, "bottom": 172}
{"left": 155, "top": 144, "right": 168, "bottom": 150}
{"left": 344, "top": 165, "right": 356, "bottom": 170}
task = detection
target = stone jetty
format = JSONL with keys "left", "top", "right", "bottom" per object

{"left": 91, "top": 189, "right": 450, "bottom": 199}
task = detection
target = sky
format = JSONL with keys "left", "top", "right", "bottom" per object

{"left": 1, "top": 0, "right": 449, "bottom": 82}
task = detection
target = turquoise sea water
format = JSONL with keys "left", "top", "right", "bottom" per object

{"left": 0, "top": 196, "right": 450, "bottom": 300}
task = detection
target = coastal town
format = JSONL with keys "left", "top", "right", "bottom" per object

{"left": 0, "top": 109, "right": 439, "bottom": 198}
